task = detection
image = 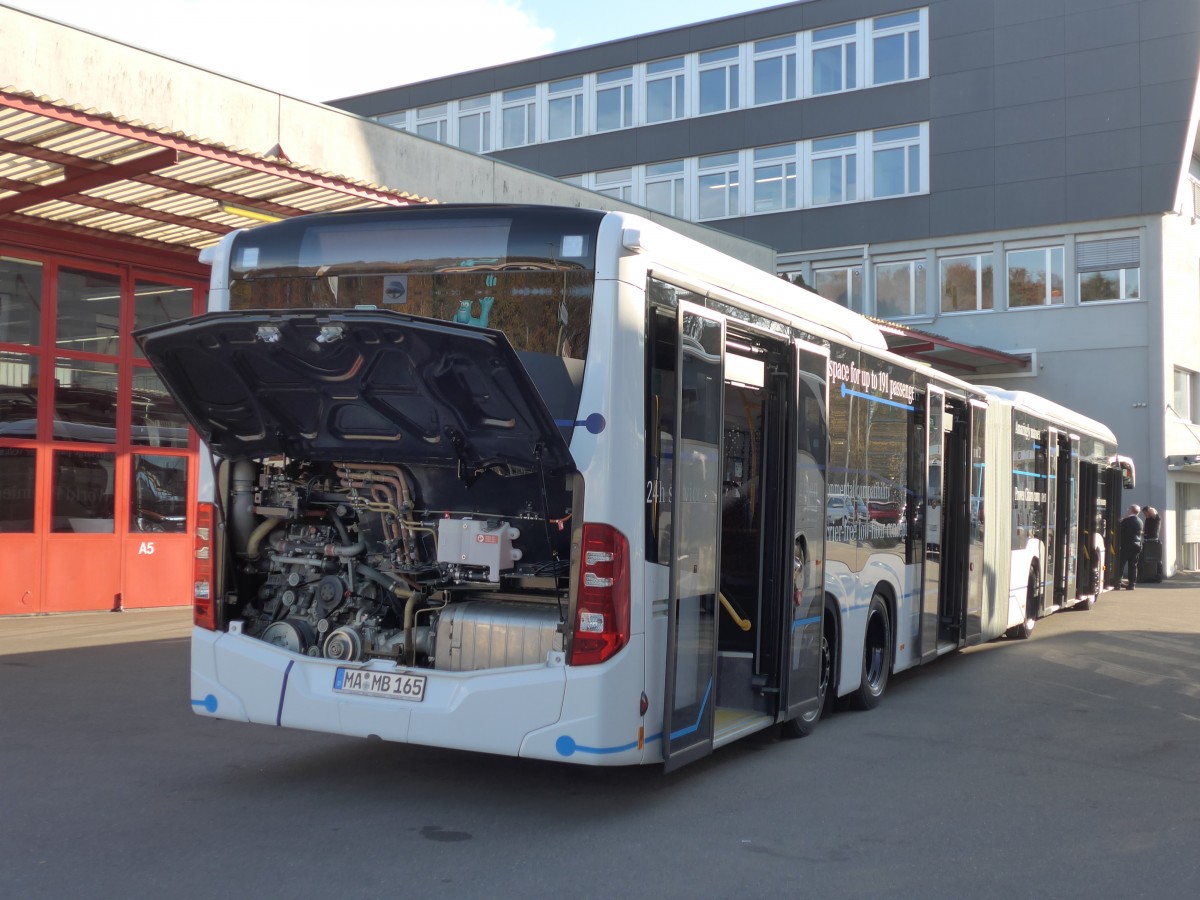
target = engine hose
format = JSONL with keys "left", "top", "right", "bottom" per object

{"left": 246, "top": 517, "right": 283, "bottom": 560}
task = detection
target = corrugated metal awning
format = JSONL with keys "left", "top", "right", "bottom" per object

{"left": 868, "top": 316, "right": 1032, "bottom": 376}
{"left": 0, "top": 87, "right": 432, "bottom": 257}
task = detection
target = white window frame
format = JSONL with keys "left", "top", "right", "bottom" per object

{"left": 807, "top": 132, "right": 859, "bottom": 206}
{"left": 592, "top": 167, "right": 634, "bottom": 203}
{"left": 415, "top": 103, "right": 449, "bottom": 144}
{"left": 1006, "top": 245, "right": 1065, "bottom": 308}
{"left": 595, "top": 67, "right": 635, "bottom": 132}
{"left": 752, "top": 35, "right": 798, "bottom": 105}
{"left": 939, "top": 252, "right": 995, "bottom": 313}
{"left": 698, "top": 46, "right": 742, "bottom": 116}
{"left": 547, "top": 76, "right": 586, "bottom": 142}
{"left": 1077, "top": 235, "right": 1141, "bottom": 303}
{"left": 644, "top": 159, "right": 688, "bottom": 218}
{"left": 376, "top": 110, "right": 409, "bottom": 131}
{"left": 869, "top": 123, "right": 925, "bottom": 198}
{"left": 455, "top": 95, "right": 492, "bottom": 153}
{"left": 696, "top": 151, "right": 741, "bottom": 220}
{"left": 752, "top": 144, "right": 798, "bottom": 213}
{"left": 812, "top": 262, "right": 863, "bottom": 311}
{"left": 873, "top": 258, "right": 927, "bottom": 318}
{"left": 868, "top": 8, "right": 926, "bottom": 86}
{"left": 501, "top": 86, "right": 538, "bottom": 148}
{"left": 1173, "top": 367, "right": 1200, "bottom": 422}
{"left": 645, "top": 57, "right": 686, "bottom": 124}
{"left": 807, "top": 21, "right": 861, "bottom": 96}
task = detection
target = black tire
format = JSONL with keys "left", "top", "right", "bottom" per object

{"left": 847, "top": 594, "right": 891, "bottom": 711}
{"left": 781, "top": 616, "right": 833, "bottom": 739}
{"left": 1007, "top": 565, "right": 1038, "bottom": 639}
{"left": 1077, "top": 557, "right": 1102, "bottom": 610}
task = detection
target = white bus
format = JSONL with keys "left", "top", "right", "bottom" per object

{"left": 138, "top": 205, "right": 1130, "bottom": 770}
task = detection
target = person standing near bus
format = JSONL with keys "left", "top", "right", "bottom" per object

{"left": 1119, "top": 504, "right": 1144, "bottom": 589}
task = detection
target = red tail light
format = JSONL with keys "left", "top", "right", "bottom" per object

{"left": 193, "top": 502, "right": 216, "bottom": 630}
{"left": 569, "top": 523, "right": 630, "bottom": 666}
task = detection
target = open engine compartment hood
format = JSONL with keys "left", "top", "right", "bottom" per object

{"left": 136, "top": 309, "right": 575, "bottom": 475}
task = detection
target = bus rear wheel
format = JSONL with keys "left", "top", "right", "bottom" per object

{"left": 848, "top": 594, "right": 891, "bottom": 710}
{"left": 781, "top": 621, "right": 832, "bottom": 739}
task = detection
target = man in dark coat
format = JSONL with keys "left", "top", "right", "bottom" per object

{"left": 1119, "top": 504, "right": 1143, "bottom": 590}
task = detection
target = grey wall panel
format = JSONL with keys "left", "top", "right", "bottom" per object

{"left": 686, "top": 116, "right": 750, "bottom": 158}
{"left": 791, "top": 203, "right": 872, "bottom": 249}
{"left": 1142, "top": 34, "right": 1200, "bottom": 86}
{"left": 1141, "top": 163, "right": 1183, "bottom": 212}
{"left": 1140, "top": 122, "right": 1191, "bottom": 168}
{"left": 1067, "top": 169, "right": 1141, "bottom": 220}
{"left": 1065, "top": 127, "right": 1141, "bottom": 175}
{"left": 994, "top": 139, "right": 1066, "bottom": 184}
{"left": 994, "top": 100, "right": 1066, "bottom": 146}
{"left": 995, "top": 55, "right": 1066, "bottom": 108}
{"left": 931, "top": 110, "right": 996, "bottom": 154}
{"left": 1065, "top": 3, "right": 1140, "bottom": 52}
{"left": 542, "top": 46, "right": 639, "bottom": 80}
{"left": 1064, "top": 88, "right": 1142, "bottom": 136}
{"left": 931, "top": 147, "right": 997, "bottom": 190}
{"left": 634, "top": 121, "right": 695, "bottom": 163}
{"left": 929, "top": 0, "right": 997, "bottom": 38}
{"left": 1066, "top": 45, "right": 1143, "bottom": 97}
{"left": 859, "top": 196, "right": 932, "bottom": 243}
{"left": 930, "top": 28, "right": 996, "bottom": 76}
{"left": 930, "top": 186, "right": 996, "bottom": 234}
{"left": 929, "top": 68, "right": 995, "bottom": 116}
{"left": 742, "top": 7, "right": 808, "bottom": 43}
{"left": 997, "top": 0, "right": 1067, "bottom": 26}
{"left": 1139, "top": 0, "right": 1200, "bottom": 40}
{"left": 995, "top": 177, "right": 1067, "bottom": 228}
{"left": 634, "top": 31, "right": 692, "bottom": 62}
{"left": 739, "top": 211, "right": 805, "bottom": 249}
{"left": 995, "top": 17, "right": 1066, "bottom": 65}
{"left": 688, "top": 18, "right": 749, "bottom": 51}
{"left": 797, "top": 82, "right": 930, "bottom": 139}
{"left": 1139, "top": 80, "right": 1197, "bottom": 126}
{"left": 801, "top": 0, "right": 903, "bottom": 31}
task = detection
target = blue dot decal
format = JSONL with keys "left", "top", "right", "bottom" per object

{"left": 555, "top": 735, "right": 578, "bottom": 757}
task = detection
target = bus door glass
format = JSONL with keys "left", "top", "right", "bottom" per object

{"left": 965, "top": 399, "right": 987, "bottom": 644}
{"left": 783, "top": 339, "right": 829, "bottom": 725}
{"left": 662, "top": 303, "right": 724, "bottom": 771}
{"left": 1045, "top": 426, "right": 1060, "bottom": 606}
{"left": 1062, "top": 434, "right": 1080, "bottom": 604}
{"left": 920, "top": 386, "right": 945, "bottom": 663}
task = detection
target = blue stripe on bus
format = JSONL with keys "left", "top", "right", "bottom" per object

{"left": 840, "top": 382, "right": 914, "bottom": 411}
{"left": 553, "top": 412, "right": 606, "bottom": 434}
{"left": 792, "top": 615, "right": 821, "bottom": 629}
{"left": 276, "top": 660, "right": 295, "bottom": 726}
{"left": 554, "top": 678, "right": 713, "bottom": 757}
{"left": 190, "top": 694, "right": 218, "bottom": 713}
{"left": 1012, "top": 469, "right": 1046, "bottom": 478}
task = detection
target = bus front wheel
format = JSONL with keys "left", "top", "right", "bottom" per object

{"left": 1008, "top": 565, "right": 1039, "bottom": 639}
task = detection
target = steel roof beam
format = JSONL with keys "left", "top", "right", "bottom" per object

{"left": 0, "top": 148, "right": 178, "bottom": 213}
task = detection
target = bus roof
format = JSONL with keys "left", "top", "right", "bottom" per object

{"left": 978, "top": 386, "right": 1117, "bottom": 443}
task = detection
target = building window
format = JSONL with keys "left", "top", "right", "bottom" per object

{"left": 940, "top": 253, "right": 994, "bottom": 312}
{"left": 131, "top": 453, "right": 188, "bottom": 533}
{"left": 0, "top": 445, "right": 36, "bottom": 532}
{"left": 0, "top": 256, "right": 43, "bottom": 345}
{"left": 502, "top": 86, "right": 537, "bottom": 148}
{"left": 646, "top": 57, "right": 686, "bottom": 123}
{"left": 875, "top": 259, "right": 926, "bottom": 318}
{"left": 871, "top": 9, "right": 922, "bottom": 85}
{"left": 548, "top": 77, "right": 585, "bottom": 141}
{"left": 57, "top": 266, "right": 121, "bottom": 356}
{"left": 52, "top": 449, "right": 115, "bottom": 533}
{"left": 376, "top": 110, "right": 408, "bottom": 131}
{"left": 698, "top": 152, "right": 740, "bottom": 219}
{"left": 415, "top": 103, "right": 448, "bottom": 143}
{"left": 752, "top": 144, "right": 797, "bottom": 212}
{"left": 1078, "top": 236, "right": 1140, "bottom": 302}
{"left": 813, "top": 264, "right": 862, "bottom": 310}
{"left": 753, "top": 35, "right": 797, "bottom": 105}
{"left": 1174, "top": 368, "right": 1200, "bottom": 422}
{"left": 871, "top": 124, "right": 922, "bottom": 197}
{"left": 811, "top": 22, "right": 858, "bottom": 95}
{"left": 810, "top": 133, "right": 858, "bottom": 205}
{"left": 645, "top": 160, "right": 687, "bottom": 217}
{"left": 596, "top": 67, "right": 634, "bottom": 132}
{"left": 593, "top": 167, "right": 633, "bottom": 202}
{"left": 456, "top": 95, "right": 492, "bottom": 153}
{"left": 699, "top": 46, "right": 741, "bottom": 115}
{"left": 0, "top": 351, "right": 38, "bottom": 440}
{"left": 1007, "top": 246, "right": 1064, "bottom": 307}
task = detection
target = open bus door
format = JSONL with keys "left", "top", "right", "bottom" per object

{"left": 662, "top": 304, "right": 724, "bottom": 771}
{"left": 1044, "top": 427, "right": 1061, "bottom": 609}
{"left": 1056, "top": 433, "right": 1080, "bottom": 606}
{"left": 779, "top": 339, "right": 829, "bottom": 730}
{"left": 919, "top": 387, "right": 945, "bottom": 663}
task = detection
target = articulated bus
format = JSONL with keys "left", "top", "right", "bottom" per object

{"left": 138, "top": 205, "right": 1132, "bottom": 770}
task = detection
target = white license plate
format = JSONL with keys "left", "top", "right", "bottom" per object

{"left": 333, "top": 667, "right": 426, "bottom": 702}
